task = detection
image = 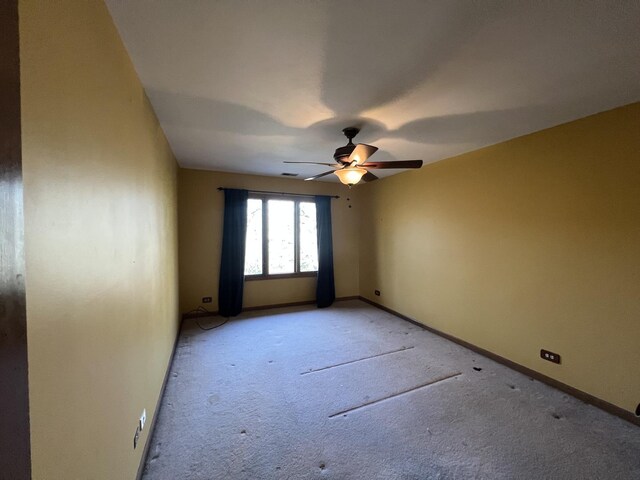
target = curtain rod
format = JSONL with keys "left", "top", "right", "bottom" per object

{"left": 217, "top": 187, "right": 339, "bottom": 199}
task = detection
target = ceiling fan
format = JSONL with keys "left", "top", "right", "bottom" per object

{"left": 284, "top": 127, "right": 423, "bottom": 186}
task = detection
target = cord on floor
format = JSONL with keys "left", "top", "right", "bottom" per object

{"left": 184, "top": 306, "right": 229, "bottom": 331}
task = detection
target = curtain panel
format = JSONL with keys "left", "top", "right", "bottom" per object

{"left": 218, "top": 189, "right": 249, "bottom": 317}
{"left": 315, "top": 196, "right": 335, "bottom": 308}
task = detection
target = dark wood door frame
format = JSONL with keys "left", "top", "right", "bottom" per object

{"left": 0, "top": 0, "right": 32, "bottom": 478}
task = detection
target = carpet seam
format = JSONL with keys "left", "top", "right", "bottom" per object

{"left": 328, "top": 372, "right": 462, "bottom": 418}
{"left": 300, "top": 346, "right": 415, "bottom": 375}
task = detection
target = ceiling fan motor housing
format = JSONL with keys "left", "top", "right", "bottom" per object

{"left": 333, "top": 144, "right": 356, "bottom": 164}
{"left": 334, "top": 127, "right": 359, "bottom": 164}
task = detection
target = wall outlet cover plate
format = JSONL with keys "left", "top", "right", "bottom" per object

{"left": 540, "top": 349, "right": 561, "bottom": 364}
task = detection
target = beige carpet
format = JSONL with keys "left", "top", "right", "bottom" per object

{"left": 141, "top": 300, "right": 640, "bottom": 479}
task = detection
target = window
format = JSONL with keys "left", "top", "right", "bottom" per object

{"left": 244, "top": 195, "right": 318, "bottom": 279}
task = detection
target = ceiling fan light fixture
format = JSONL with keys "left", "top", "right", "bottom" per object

{"left": 288, "top": 127, "right": 423, "bottom": 184}
{"left": 334, "top": 166, "right": 367, "bottom": 186}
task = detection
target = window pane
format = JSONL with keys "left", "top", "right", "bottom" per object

{"left": 268, "top": 199, "right": 295, "bottom": 274}
{"left": 244, "top": 199, "right": 263, "bottom": 275}
{"left": 299, "top": 202, "right": 318, "bottom": 272}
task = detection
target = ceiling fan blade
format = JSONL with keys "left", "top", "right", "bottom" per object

{"left": 361, "top": 171, "right": 379, "bottom": 182}
{"left": 284, "top": 161, "right": 336, "bottom": 167}
{"left": 304, "top": 170, "right": 336, "bottom": 181}
{"left": 364, "top": 160, "right": 423, "bottom": 169}
{"left": 349, "top": 144, "right": 378, "bottom": 165}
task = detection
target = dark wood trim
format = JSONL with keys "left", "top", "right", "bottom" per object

{"left": 243, "top": 299, "right": 316, "bottom": 313}
{"left": 335, "top": 295, "right": 360, "bottom": 302}
{"left": 136, "top": 317, "right": 183, "bottom": 480}
{"left": 359, "top": 296, "right": 640, "bottom": 428}
{"left": 0, "top": 1, "right": 32, "bottom": 477}
{"left": 261, "top": 196, "right": 268, "bottom": 275}
{"left": 245, "top": 272, "right": 317, "bottom": 281}
{"left": 182, "top": 296, "right": 360, "bottom": 320}
{"left": 218, "top": 187, "right": 339, "bottom": 199}
{"left": 294, "top": 200, "right": 300, "bottom": 273}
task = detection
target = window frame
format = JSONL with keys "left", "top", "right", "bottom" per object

{"left": 244, "top": 193, "right": 318, "bottom": 281}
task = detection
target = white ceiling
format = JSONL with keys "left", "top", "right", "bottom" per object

{"left": 106, "top": 0, "right": 640, "bottom": 182}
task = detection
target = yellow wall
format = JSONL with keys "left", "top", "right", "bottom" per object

{"left": 359, "top": 103, "right": 640, "bottom": 413}
{"left": 179, "top": 169, "right": 360, "bottom": 313}
{"left": 16, "top": 1, "right": 637, "bottom": 476}
{"left": 20, "top": 1, "right": 179, "bottom": 479}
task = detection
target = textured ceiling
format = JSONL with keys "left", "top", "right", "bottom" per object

{"left": 106, "top": 0, "right": 640, "bottom": 182}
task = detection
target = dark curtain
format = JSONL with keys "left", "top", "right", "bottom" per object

{"left": 218, "top": 189, "right": 249, "bottom": 317}
{"left": 315, "top": 196, "right": 335, "bottom": 308}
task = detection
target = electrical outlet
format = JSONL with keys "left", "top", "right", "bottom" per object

{"left": 133, "top": 426, "right": 140, "bottom": 449}
{"left": 374, "top": 290, "right": 381, "bottom": 296}
{"left": 139, "top": 408, "right": 146, "bottom": 431}
{"left": 540, "top": 349, "right": 561, "bottom": 364}
{"left": 202, "top": 297, "right": 212, "bottom": 303}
